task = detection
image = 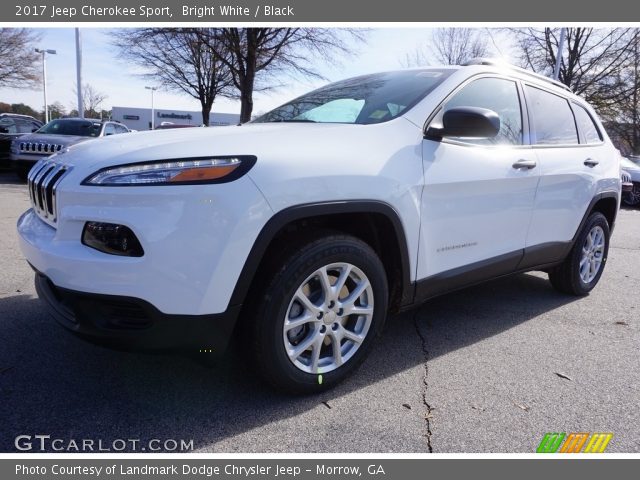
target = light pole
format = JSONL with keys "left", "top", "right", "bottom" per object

{"left": 75, "top": 29, "right": 83, "bottom": 118}
{"left": 553, "top": 28, "right": 567, "bottom": 81}
{"left": 145, "top": 86, "right": 157, "bottom": 130}
{"left": 35, "top": 48, "right": 57, "bottom": 123}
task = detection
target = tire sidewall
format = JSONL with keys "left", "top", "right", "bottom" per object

{"left": 571, "top": 212, "right": 610, "bottom": 294}
{"left": 257, "top": 238, "right": 388, "bottom": 392}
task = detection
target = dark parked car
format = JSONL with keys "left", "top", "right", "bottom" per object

{"left": 621, "top": 157, "right": 640, "bottom": 207}
{"left": 0, "top": 113, "right": 43, "bottom": 169}
{"left": 11, "top": 118, "right": 130, "bottom": 180}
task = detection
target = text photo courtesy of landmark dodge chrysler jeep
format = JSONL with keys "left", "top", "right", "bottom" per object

{"left": 17, "top": 60, "right": 621, "bottom": 393}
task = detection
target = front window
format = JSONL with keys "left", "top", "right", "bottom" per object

{"left": 254, "top": 69, "right": 453, "bottom": 125}
{"left": 36, "top": 119, "right": 102, "bottom": 137}
{"left": 429, "top": 77, "right": 524, "bottom": 145}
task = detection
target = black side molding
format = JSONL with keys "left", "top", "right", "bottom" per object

{"left": 414, "top": 250, "right": 523, "bottom": 303}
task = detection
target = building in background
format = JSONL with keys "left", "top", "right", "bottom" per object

{"left": 111, "top": 106, "right": 240, "bottom": 131}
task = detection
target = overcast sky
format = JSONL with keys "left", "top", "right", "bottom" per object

{"left": 0, "top": 28, "right": 510, "bottom": 116}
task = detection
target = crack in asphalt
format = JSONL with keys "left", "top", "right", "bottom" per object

{"left": 413, "top": 308, "right": 434, "bottom": 453}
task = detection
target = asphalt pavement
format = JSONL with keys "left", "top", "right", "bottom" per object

{"left": 0, "top": 171, "right": 638, "bottom": 453}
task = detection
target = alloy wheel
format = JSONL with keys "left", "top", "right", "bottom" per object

{"left": 579, "top": 225, "right": 605, "bottom": 284}
{"left": 282, "top": 262, "right": 374, "bottom": 374}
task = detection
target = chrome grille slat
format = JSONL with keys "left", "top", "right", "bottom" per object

{"left": 35, "top": 165, "right": 54, "bottom": 211}
{"left": 27, "top": 159, "right": 71, "bottom": 228}
{"left": 41, "top": 166, "right": 61, "bottom": 216}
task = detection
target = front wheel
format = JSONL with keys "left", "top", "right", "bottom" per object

{"left": 251, "top": 234, "right": 388, "bottom": 393}
{"left": 548, "top": 212, "right": 610, "bottom": 296}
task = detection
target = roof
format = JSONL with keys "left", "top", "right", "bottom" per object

{"left": 462, "top": 58, "right": 572, "bottom": 92}
{"left": 0, "top": 112, "right": 41, "bottom": 120}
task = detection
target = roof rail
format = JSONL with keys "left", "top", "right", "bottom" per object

{"left": 462, "top": 58, "right": 572, "bottom": 93}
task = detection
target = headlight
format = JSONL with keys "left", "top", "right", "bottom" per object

{"left": 82, "top": 156, "right": 256, "bottom": 186}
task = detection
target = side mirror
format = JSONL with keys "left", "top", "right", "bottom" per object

{"left": 31, "top": 127, "right": 39, "bottom": 133}
{"left": 426, "top": 106, "right": 500, "bottom": 139}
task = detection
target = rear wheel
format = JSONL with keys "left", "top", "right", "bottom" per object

{"left": 548, "top": 212, "right": 610, "bottom": 296}
{"left": 250, "top": 234, "right": 388, "bottom": 393}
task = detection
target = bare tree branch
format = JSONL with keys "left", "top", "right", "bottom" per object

{"left": 195, "top": 28, "right": 366, "bottom": 122}
{"left": 402, "top": 28, "right": 490, "bottom": 67}
{"left": 0, "top": 28, "right": 42, "bottom": 89}
{"left": 72, "top": 83, "right": 107, "bottom": 118}
{"left": 111, "top": 28, "right": 234, "bottom": 126}
{"left": 507, "top": 27, "right": 633, "bottom": 107}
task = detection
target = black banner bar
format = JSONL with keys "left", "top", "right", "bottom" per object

{"left": 3, "top": 458, "right": 640, "bottom": 480}
{"left": 4, "top": 0, "right": 640, "bottom": 22}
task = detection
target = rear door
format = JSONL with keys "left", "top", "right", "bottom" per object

{"left": 418, "top": 76, "right": 540, "bottom": 284}
{"left": 523, "top": 85, "right": 601, "bottom": 254}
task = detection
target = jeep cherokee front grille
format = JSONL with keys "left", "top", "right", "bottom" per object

{"left": 20, "top": 142, "right": 64, "bottom": 155}
{"left": 27, "top": 159, "right": 71, "bottom": 226}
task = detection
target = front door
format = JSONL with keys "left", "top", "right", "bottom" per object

{"left": 418, "top": 76, "right": 539, "bottom": 293}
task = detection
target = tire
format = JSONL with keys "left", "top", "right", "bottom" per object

{"left": 250, "top": 234, "right": 388, "bottom": 394}
{"left": 622, "top": 183, "right": 640, "bottom": 207}
{"left": 548, "top": 212, "right": 610, "bottom": 296}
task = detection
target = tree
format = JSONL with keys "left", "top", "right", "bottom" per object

{"left": 599, "top": 31, "right": 640, "bottom": 155}
{"left": 46, "top": 102, "right": 67, "bottom": 120}
{"left": 403, "top": 28, "right": 490, "bottom": 67}
{"left": 9, "top": 103, "right": 42, "bottom": 120}
{"left": 112, "top": 28, "right": 233, "bottom": 126}
{"left": 72, "top": 83, "right": 108, "bottom": 118}
{"left": 198, "top": 28, "right": 364, "bottom": 123}
{"left": 509, "top": 28, "right": 632, "bottom": 106}
{"left": 0, "top": 29, "right": 41, "bottom": 89}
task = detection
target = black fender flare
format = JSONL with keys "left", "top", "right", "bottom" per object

{"left": 228, "top": 200, "right": 414, "bottom": 308}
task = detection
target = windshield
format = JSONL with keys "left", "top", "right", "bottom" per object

{"left": 254, "top": 69, "right": 453, "bottom": 125}
{"left": 37, "top": 119, "right": 102, "bottom": 137}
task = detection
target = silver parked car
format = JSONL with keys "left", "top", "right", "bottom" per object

{"left": 11, "top": 118, "right": 130, "bottom": 180}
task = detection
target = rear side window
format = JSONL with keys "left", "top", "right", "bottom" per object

{"left": 441, "top": 77, "right": 523, "bottom": 145}
{"left": 572, "top": 104, "right": 602, "bottom": 144}
{"left": 0, "top": 118, "right": 17, "bottom": 134}
{"left": 16, "top": 119, "right": 35, "bottom": 134}
{"left": 525, "top": 85, "right": 578, "bottom": 145}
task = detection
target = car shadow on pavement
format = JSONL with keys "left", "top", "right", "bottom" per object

{"left": 0, "top": 272, "right": 578, "bottom": 452}
{"left": 0, "top": 172, "right": 23, "bottom": 185}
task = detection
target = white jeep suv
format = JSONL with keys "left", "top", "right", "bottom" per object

{"left": 17, "top": 61, "right": 621, "bottom": 392}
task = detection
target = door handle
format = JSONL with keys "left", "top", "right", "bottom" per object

{"left": 584, "top": 158, "right": 599, "bottom": 168}
{"left": 512, "top": 159, "right": 537, "bottom": 170}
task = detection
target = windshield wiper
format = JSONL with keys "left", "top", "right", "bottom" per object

{"left": 271, "top": 119, "right": 317, "bottom": 123}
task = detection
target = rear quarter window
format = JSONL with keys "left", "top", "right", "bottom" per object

{"left": 572, "top": 103, "right": 603, "bottom": 144}
{"left": 525, "top": 85, "right": 578, "bottom": 145}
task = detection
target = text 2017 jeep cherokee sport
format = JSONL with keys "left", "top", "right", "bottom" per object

{"left": 17, "top": 60, "right": 621, "bottom": 392}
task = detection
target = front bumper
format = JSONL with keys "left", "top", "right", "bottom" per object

{"left": 622, "top": 181, "right": 634, "bottom": 193}
{"left": 35, "top": 272, "right": 240, "bottom": 352}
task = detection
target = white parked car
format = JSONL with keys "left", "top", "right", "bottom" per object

{"left": 17, "top": 60, "right": 621, "bottom": 392}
